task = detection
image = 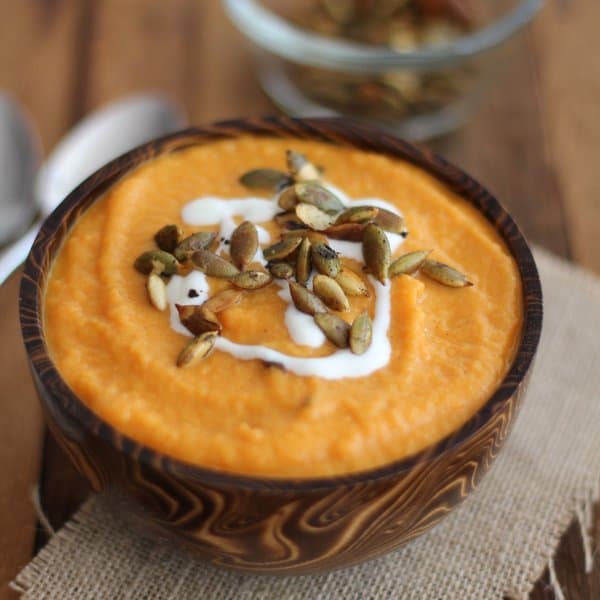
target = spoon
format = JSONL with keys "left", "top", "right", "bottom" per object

{"left": 0, "top": 93, "right": 186, "bottom": 285}
{"left": 0, "top": 94, "right": 41, "bottom": 246}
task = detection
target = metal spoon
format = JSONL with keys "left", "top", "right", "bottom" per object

{"left": 0, "top": 93, "right": 186, "bottom": 285}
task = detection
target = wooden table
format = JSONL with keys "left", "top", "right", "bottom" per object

{"left": 1, "top": 1, "right": 598, "bottom": 598}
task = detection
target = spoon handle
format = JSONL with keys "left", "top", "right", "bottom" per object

{"left": 0, "top": 222, "right": 39, "bottom": 285}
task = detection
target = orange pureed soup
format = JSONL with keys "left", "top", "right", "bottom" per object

{"left": 44, "top": 137, "right": 522, "bottom": 477}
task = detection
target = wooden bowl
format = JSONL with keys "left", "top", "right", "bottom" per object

{"left": 20, "top": 116, "right": 542, "bottom": 574}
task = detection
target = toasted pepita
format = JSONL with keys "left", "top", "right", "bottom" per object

{"left": 335, "top": 205, "right": 379, "bottom": 224}
{"left": 231, "top": 270, "right": 272, "bottom": 290}
{"left": 176, "top": 304, "right": 222, "bottom": 335}
{"left": 239, "top": 168, "right": 291, "bottom": 190}
{"left": 389, "top": 250, "right": 431, "bottom": 278}
{"left": 362, "top": 224, "right": 391, "bottom": 284}
{"left": 273, "top": 211, "right": 307, "bottom": 230}
{"left": 325, "top": 222, "right": 366, "bottom": 241}
{"left": 176, "top": 331, "right": 217, "bottom": 368}
{"left": 277, "top": 186, "right": 298, "bottom": 211}
{"left": 295, "top": 203, "right": 336, "bottom": 231}
{"left": 286, "top": 149, "right": 320, "bottom": 182}
{"left": 146, "top": 273, "right": 167, "bottom": 311}
{"left": 269, "top": 262, "right": 295, "bottom": 280}
{"left": 263, "top": 236, "right": 303, "bottom": 261}
{"left": 294, "top": 182, "right": 345, "bottom": 215}
{"left": 335, "top": 268, "right": 370, "bottom": 296}
{"left": 350, "top": 311, "right": 373, "bottom": 355}
{"left": 373, "top": 208, "right": 407, "bottom": 235}
{"left": 154, "top": 224, "right": 182, "bottom": 253}
{"left": 281, "top": 229, "right": 328, "bottom": 245}
{"left": 311, "top": 242, "right": 341, "bottom": 278}
{"left": 230, "top": 220, "right": 258, "bottom": 269}
{"left": 313, "top": 275, "right": 350, "bottom": 311}
{"left": 203, "top": 289, "right": 245, "bottom": 313}
{"left": 314, "top": 313, "right": 350, "bottom": 348}
{"left": 191, "top": 249, "right": 239, "bottom": 278}
{"left": 174, "top": 232, "right": 217, "bottom": 262}
{"left": 289, "top": 281, "right": 327, "bottom": 315}
{"left": 134, "top": 250, "right": 178, "bottom": 276}
{"left": 296, "top": 237, "right": 312, "bottom": 285}
{"left": 421, "top": 260, "right": 473, "bottom": 287}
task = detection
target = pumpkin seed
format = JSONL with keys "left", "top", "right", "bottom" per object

{"left": 296, "top": 237, "right": 312, "bottom": 285}
{"left": 277, "top": 186, "right": 298, "bottom": 211}
{"left": 203, "top": 289, "right": 245, "bottom": 313}
{"left": 289, "top": 281, "right": 327, "bottom": 315}
{"left": 263, "top": 236, "right": 303, "bottom": 261}
{"left": 335, "top": 268, "right": 370, "bottom": 296}
{"left": 231, "top": 270, "right": 272, "bottom": 290}
{"left": 230, "top": 220, "right": 258, "bottom": 269}
{"left": 269, "top": 262, "right": 295, "bottom": 280}
{"left": 313, "top": 274, "right": 350, "bottom": 311}
{"left": 325, "top": 222, "right": 366, "bottom": 241}
{"left": 294, "top": 182, "right": 345, "bottom": 215}
{"left": 350, "top": 311, "right": 373, "bottom": 355}
{"left": 335, "top": 205, "right": 379, "bottom": 224}
{"left": 311, "top": 242, "right": 341, "bottom": 278}
{"left": 420, "top": 259, "right": 473, "bottom": 287}
{"left": 281, "top": 229, "right": 328, "bottom": 245}
{"left": 191, "top": 249, "right": 239, "bottom": 278}
{"left": 295, "top": 203, "right": 336, "bottom": 231}
{"left": 373, "top": 208, "right": 407, "bottom": 235}
{"left": 274, "top": 211, "right": 307, "bottom": 230}
{"left": 389, "top": 250, "right": 431, "bottom": 278}
{"left": 362, "top": 224, "right": 390, "bottom": 284}
{"left": 176, "top": 331, "right": 217, "bottom": 368}
{"left": 174, "top": 232, "right": 217, "bottom": 262}
{"left": 154, "top": 224, "right": 182, "bottom": 253}
{"left": 286, "top": 149, "right": 320, "bottom": 182}
{"left": 239, "top": 168, "right": 291, "bottom": 190}
{"left": 314, "top": 312, "right": 350, "bottom": 348}
{"left": 134, "top": 250, "right": 178, "bottom": 276}
{"left": 146, "top": 273, "right": 167, "bottom": 311}
{"left": 176, "top": 304, "right": 222, "bottom": 335}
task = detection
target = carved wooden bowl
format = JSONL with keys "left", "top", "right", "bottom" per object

{"left": 20, "top": 116, "right": 542, "bottom": 574}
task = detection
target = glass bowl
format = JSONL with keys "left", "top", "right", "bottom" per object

{"left": 224, "top": 0, "right": 543, "bottom": 140}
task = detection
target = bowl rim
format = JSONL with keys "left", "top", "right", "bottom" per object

{"left": 20, "top": 115, "right": 543, "bottom": 491}
{"left": 223, "top": 0, "right": 544, "bottom": 71}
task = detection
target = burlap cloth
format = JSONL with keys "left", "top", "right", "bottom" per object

{"left": 13, "top": 248, "right": 600, "bottom": 599}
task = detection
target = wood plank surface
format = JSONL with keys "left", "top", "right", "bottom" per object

{"left": 0, "top": 0, "right": 598, "bottom": 598}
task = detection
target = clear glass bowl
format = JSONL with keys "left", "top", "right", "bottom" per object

{"left": 224, "top": 0, "right": 543, "bottom": 140}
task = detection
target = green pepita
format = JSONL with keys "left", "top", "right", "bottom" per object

{"left": 289, "top": 281, "right": 327, "bottom": 315}
{"left": 134, "top": 250, "right": 178, "bottom": 276}
{"left": 296, "top": 237, "right": 312, "bottom": 285}
{"left": 191, "top": 250, "right": 239, "bottom": 278}
{"left": 362, "top": 223, "right": 390, "bottom": 284}
{"left": 335, "top": 268, "right": 370, "bottom": 296}
{"left": 313, "top": 274, "right": 350, "bottom": 311}
{"left": 294, "top": 182, "right": 345, "bottom": 215}
{"left": 350, "top": 311, "right": 372, "bottom": 355}
{"left": 174, "top": 232, "right": 217, "bottom": 262}
{"left": 231, "top": 270, "right": 272, "bottom": 290}
{"left": 239, "top": 168, "right": 291, "bottom": 190}
{"left": 311, "top": 242, "right": 341, "bottom": 278}
{"left": 420, "top": 259, "right": 473, "bottom": 288}
{"left": 314, "top": 312, "right": 350, "bottom": 348}
{"left": 176, "top": 331, "right": 217, "bottom": 368}
{"left": 230, "top": 220, "right": 259, "bottom": 269}
{"left": 389, "top": 250, "right": 431, "bottom": 278}
{"left": 263, "top": 236, "right": 303, "bottom": 261}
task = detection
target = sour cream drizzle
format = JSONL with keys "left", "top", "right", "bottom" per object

{"left": 166, "top": 185, "right": 406, "bottom": 379}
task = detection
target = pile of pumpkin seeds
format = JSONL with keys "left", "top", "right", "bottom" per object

{"left": 134, "top": 149, "right": 472, "bottom": 368}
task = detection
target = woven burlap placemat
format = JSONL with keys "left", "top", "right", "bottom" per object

{"left": 13, "top": 248, "right": 600, "bottom": 599}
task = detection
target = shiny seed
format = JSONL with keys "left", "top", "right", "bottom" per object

{"left": 295, "top": 203, "right": 335, "bottom": 231}
{"left": 146, "top": 273, "right": 167, "bottom": 311}
{"left": 296, "top": 237, "right": 312, "bottom": 285}
{"left": 350, "top": 311, "right": 372, "bottom": 355}
{"left": 362, "top": 224, "right": 391, "bottom": 284}
{"left": 335, "top": 268, "right": 370, "bottom": 296}
{"left": 174, "top": 232, "right": 217, "bottom": 261}
{"left": 314, "top": 313, "right": 350, "bottom": 348}
{"left": 230, "top": 220, "right": 258, "bottom": 269}
{"left": 389, "top": 250, "right": 432, "bottom": 278}
{"left": 154, "top": 224, "right": 182, "bottom": 253}
{"left": 203, "top": 289, "right": 245, "bottom": 313}
{"left": 325, "top": 222, "right": 366, "bottom": 242}
{"left": 263, "top": 236, "right": 303, "bottom": 261}
{"left": 313, "top": 275, "right": 349, "bottom": 311}
{"left": 274, "top": 211, "right": 307, "bottom": 230}
{"left": 286, "top": 149, "right": 320, "bottom": 182}
{"left": 289, "top": 281, "right": 327, "bottom": 315}
{"left": 191, "top": 249, "right": 239, "bottom": 278}
{"left": 277, "top": 186, "right": 298, "bottom": 211}
{"left": 176, "top": 304, "right": 222, "bottom": 335}
{"left": 421, "top": 259, "right": 474, "bottom": 287}
{"left": 176, "top": 331, "right": 217, "bottom": 368}
{"left": 294, "top": 182, "right": 345, "bottom": 215}
{"left": 239, "top": 168, "right": 291, "bottom": 190}
{"left": 373, "top": 208, "right": 407, "bottom": 235}
{"left": 134, "top": 250, "right": 178, "bottom": 276}
{"left": 231, "top": 270, "right": 272, "bottom": 290}
{"left": 311, "top": 242, "right": 341, "bottom": 278}
{"left": 335, "top": 206, "right": 379, "bottom": 224}
{"left": 281, "top": 229, "right": 328, "bottom": 245}
{"left": 269, "top": 262, "right": 295, "bottom": 280}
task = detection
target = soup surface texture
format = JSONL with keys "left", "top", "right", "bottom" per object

{"left": 44, "top": 137, "right": 522, "bottom": 477}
